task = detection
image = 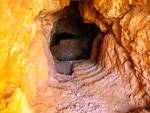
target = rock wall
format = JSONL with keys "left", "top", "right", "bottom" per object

{"left": 0, "top": 0, "right": 150, "bottom": 113}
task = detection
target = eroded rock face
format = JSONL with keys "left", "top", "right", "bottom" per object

{"left": 1, "top": 0, "right": 150, "bottom": 113}
{"left": 51, "top": 39, "right": 82, "bottom": 61}
{"left": 35, "top": 1, "right": 150, "bottom": 113}
{"left": 51, "top": 38, "right": 93, "bottom": 61}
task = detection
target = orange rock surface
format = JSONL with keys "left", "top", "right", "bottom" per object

{"left": 1, "top": 0, "right": 150, "bottom": 113}
{"left": 0, "top": 0, "right": 58, "bottom": 112}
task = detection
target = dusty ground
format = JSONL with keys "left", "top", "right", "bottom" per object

{"left": 33, "top": 1, "right": 150, "bottom": 113}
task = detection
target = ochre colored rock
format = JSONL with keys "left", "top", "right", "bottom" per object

{"left": 0, "top": 0, "right": 56, "bottom": 112}
{"left": 93, "top": 0, "right": 132, "bottom": 18}
{"left": 120, "top": 5, "right": 150, "bottom": 97}
{"left": 79, "top": 1, "right": 109, "bottom": 33}
{"left": 43, "top": 0, "right": 70, "bottom": 13}
{"left": 51, "top": 39, "right": 82, "bottom": 61}
{"left": 1, "top": 0, "right": 150, "bottom": 113}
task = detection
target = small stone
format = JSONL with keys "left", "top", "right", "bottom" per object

{"left": 51, "top": 39, "right": 82, "bottom": 61}
{"left": 76, "top": 93, "right": 80, "bottom": 96}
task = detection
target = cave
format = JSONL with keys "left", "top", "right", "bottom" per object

{"left": 2, "top": 0, "right": 150, "bottom": 113}
{"left": 49, "top": 2, "right": 99, "bottom": 75}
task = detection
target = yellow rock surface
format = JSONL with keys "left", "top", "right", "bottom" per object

{"left": 120, "top": 5, "right": 150, "bottom": 96}
{"left": 43, "top": 0, "right": 70, "bottom": 13}
{"left": 1, "top": 0, "right": 150, "bottom": 112}
{"left": 0, "top": 0, "right": 45, "bottom": 112}
{"left": 93, "top": 0, "right": 132, "bottom": 18}
{"left": 79, "top": 1, "right": 108, "bottom": 33}
{"left": 0, "top": 0, "right": 71, "bottom": 112}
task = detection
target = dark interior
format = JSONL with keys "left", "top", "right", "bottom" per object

{"left": 50, "top": 1, "right": 99, "bottom": 75}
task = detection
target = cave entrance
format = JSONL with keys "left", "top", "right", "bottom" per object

{"left": 50, "top": 1, "right": 99, "bottom": 75}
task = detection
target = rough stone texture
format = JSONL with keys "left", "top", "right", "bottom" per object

{"left": 1, "top": 0, "right": 150, "bottom": 113}
{"left": 47, "top": 2, "right": 150, "bottom": 113}
{"left": 120, "top": 5, "right": 150, "bottom": 104}
{"left": 51, "top": 39, "right": 82, "bottom": 61}
{"left": 51, "top": 37, "right": 93, "bottom": 61}
{"left": 55, "top": 60, "right": 74, "bottom": 75}
{"left": 93, "top": 0, "right": 132, "bottom": 18}
{"left": 42, "top": 0, "right": 70, "bottom": 14}
{"left": 79, "top": 1, "right": 109, "bottom": 33}
{"left": 0, "top": 0, "right": 56, "bottom": 112}
{"left": 129, "top": 109, "right": 150, "bottom": 113}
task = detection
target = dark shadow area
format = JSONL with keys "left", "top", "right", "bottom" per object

{"left": 50, "top": 1, "right": 99, "bottom": 75}
{"left": 51, "top": 33, "right": 74, "bottom": 46}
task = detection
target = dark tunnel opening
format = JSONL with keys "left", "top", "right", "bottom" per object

{"left": 50, "top": 1, "right": 99, "bottom": 75}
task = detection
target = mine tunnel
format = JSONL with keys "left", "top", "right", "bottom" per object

{"left": 2, "top": 0, "right": 150, "bottom": 112}
{"left": 49, "top": 2, "right": 99, "bottom": 75}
